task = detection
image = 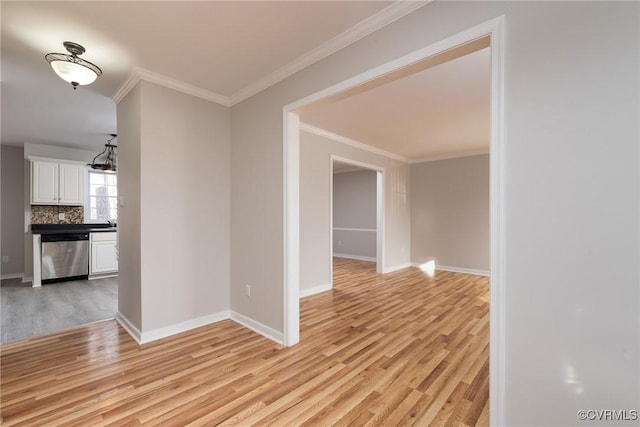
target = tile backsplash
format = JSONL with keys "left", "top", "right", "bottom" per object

{"left": 31, "top": 205, "right": 84, "bottom": 224}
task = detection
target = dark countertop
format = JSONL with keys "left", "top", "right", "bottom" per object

{"left": 31, "top": 224, "right": 117, "bottom": 235}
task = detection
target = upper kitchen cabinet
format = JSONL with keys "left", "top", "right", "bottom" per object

{"left": 30, "top": 158, "right": 85, "bottom": 205}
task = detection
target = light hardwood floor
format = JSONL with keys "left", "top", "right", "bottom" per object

{"left": 0, "top": 258, "right": 489, "bottom": 426}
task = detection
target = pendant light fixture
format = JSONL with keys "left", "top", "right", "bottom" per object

{"left": 45, "top": 41, "right": 102, "bottom": 90}
{"left": 89, "top": 134, "right": 117, "bottom": 172}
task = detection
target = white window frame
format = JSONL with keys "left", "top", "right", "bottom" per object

{"left": 84, "top": 168, "right": 118, "bottom": 223}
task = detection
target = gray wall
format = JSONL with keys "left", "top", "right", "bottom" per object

{"left": 117, "top": 83, "right": 142, "bottom": 328}
{"left": 118, "top": 81, "right": 230, "bottom": 333}
{"left": 1, "top": 146, "right": 25, "bottom": 277}
{"left": 296, "top": 130, "right": 411, "bottom": 300}
{"left": 411, "top": 154, "right": 489, "bottom": 272}
{"left": 332, "top": 169, "right": 377, "bottom": 259}
{"left": 230, "top": 2, "right": 640, "bottom": 424}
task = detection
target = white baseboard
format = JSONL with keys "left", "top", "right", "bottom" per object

{"left": 383, "top": 262, "right": 413, "bottom": 274}
{"left": 1, "top": 273, "right": 23, "bottom": 280}
{"left": 333, "top": 253, "right": 376, "bottom": 262}
{"left": 22, "top": 276, "right": 33, "bottom": 284}
{"left": 411, "top": 262, "right": 490, "bottom": 277}
{"left": 141, "top": 311, "right": 230, "bottom": 344}
{"left": 230, "top": 311, "right": 284, "bottom": 346}
{"left": 300, "top": 283, "right": 332, "bottom": 298}
{"left": 117, "top": 309, "right": 285, "bottom": 347}
{"left": 116, "top": 312, "right": 142, "bottom": 344}
{"left": 438, "top": 265, "right": 490, "bottom": 277}
{"left": 88, "top": 273, "right": 118, "bottom": 280}
{"left": 116, "top": 310, "right": 230, "bottom": 345}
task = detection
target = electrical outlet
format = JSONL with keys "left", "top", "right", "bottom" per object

{"left": 245, "top": 284, "right": 251, "bottom": 298}
{"left": 2, "top": 256, "right": 8, "bottom": 263}
{"left": 58, "top": 212, "right": 65, "bottom": 220}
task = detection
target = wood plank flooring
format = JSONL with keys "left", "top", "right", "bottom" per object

{"left": 0, "top": 258, "right": 489, "bottom": 426}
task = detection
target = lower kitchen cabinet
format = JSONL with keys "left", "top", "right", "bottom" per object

{"left": 90, "top": 232, "right": 118, "bottom": 276}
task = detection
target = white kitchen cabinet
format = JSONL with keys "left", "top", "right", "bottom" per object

{"left": 30, "top": 159, "right": 85, "bottom": 205}
{"left": 58, "top": 163, "right": 85, "bottom": 205}
{"left": 90, "top": 232, "right": 118, "bottom": 276}
{"left": 31, "top": 160, "right": 58, "bottom": 204}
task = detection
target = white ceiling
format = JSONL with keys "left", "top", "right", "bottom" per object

{"left": 1, "top": 1, "right": 402, "bottom": 149}
{"left": 301, "top": 47, "right": 491, "bottom": 161}
{"left": 1, "top": 1, "right": 488, "bottom": 162}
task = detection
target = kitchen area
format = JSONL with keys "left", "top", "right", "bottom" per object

{"left": 0, "top": 144, "right": 119, "bottom": 344}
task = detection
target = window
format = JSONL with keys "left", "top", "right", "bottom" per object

{"left": 86, "top": 170, "right": 117, "bottom": 222}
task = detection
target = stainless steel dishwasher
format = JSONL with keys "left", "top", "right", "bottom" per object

{"left": 41, "top": 233, "right": 89, "bottom": 284}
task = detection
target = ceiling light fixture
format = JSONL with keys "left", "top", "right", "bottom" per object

{"left": 45, "top": 41, "right": 102, "bottom": 90}
{"left": 89, "top": 134, "right": 117, "bottom": 172}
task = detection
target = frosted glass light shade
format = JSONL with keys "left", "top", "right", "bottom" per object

{"left": 45, "top": 43, "right": 102, "bottom": 89}
{"left": 50, "top": 60, "right": 98, "bottom": 85}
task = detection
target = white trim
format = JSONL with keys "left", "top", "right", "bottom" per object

{"left": 116, "top": 310, "right": 288, "bottom": 347}
{"left": 331, "top": 155, "right": 384, "bottom": 172}
{"left": 330, "top": 155, "right": 385, "bottom": 276}
{"left": 330, "top": 156, "right": 335, "bottom": 298}
{"left": 111, "top": 2, "right": 429, "bottom": 107}
{"left": 0, "top": 273, "right": 23, "bottom": 280}
{"left": 111, "top": 70, "right": 140, "bottom": 104}
{"left": 285, "top": 16, "right": 506, "bottom": 425}
{"left": 299, "top": 283, "right": 332, "bottom": 299}
{"left": 230, "top": 311, "right": 284, "bottom": 346}
{"left": 88, "top": 273, "right": 118, "bottom": 280}
{"left": 409, "top": 148, "right": 490, "bottom": 164}
{"left": 287, "top": 39, "right": 488, "bottom": 112}
{"left": 229, "top": 1, "right": 430, "bottom": 105}
{"left": 488, "top": 16, "right": 507, "bottom": 427}
{"left": 437, "top": 265, "right": 490, "bottom": 277}
{"left": 333, "top": 166, "right": 363, "bottom": 175}
{"left": 302, "top": 123, "right": 409, "bottom": 163}
{"left": 140, "top": 311, "right": 230, "bottom": 344}
{"left": 116, "top": 311, "right": 231, "bottom": 345}
{"left": 283, "top": 112, "right": 301, "bottom": 347}
{"left": 32, "top": 234, "right": 41, "bottom": 287}
{"left": 115, "top": 312, "right": 142, "bottom": 344}
{"left": 85, "top": 170, "right": 118, "bottom": 223}
{"left": 410, "top": 261, "right": 489, "bottom": 277}
{"left": 382, "top": 262, "right": 413, "bottom": 274}
{"left": 333, "top": 227, "right": 376, "bottom": 232}
{"left": 25, "top": 156, "right": 86, "bottom": 166}
{"left": 333, "top": 253, "right": 377, "bottom": 262}
{"left": 376, "top": 170, "right": 384, "bottom": 275}
{"left": 303, "top": 123, "right": 489, "bottom": 165}
{"left": 112, "top": 67, "right": 231, "bottom": 106}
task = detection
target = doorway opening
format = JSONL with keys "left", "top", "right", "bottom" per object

{"left": 331, "top": 157, "right": 384, "bottom": 283}
{"left": 284, "top": 16, "right": 505, "bottom": 423}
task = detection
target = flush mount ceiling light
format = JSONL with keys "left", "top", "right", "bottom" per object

{"left": 89, "top": 134, "right": 117, "bottom": 172}
{"left": 45, "top": 41, "right": 102, "bottom": 90}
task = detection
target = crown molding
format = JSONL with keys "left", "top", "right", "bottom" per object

{"left": 111, "top": 67, "right": 231, "bottom": 106}
{"left": 229, "top": 0, "right": 431, "bottom": 106}
{"left": 409, "top": 148, "right": 489, "bottom": 164}
{"left": 300, "top": 123, "right": 488, "bottom": 164}
{"left": 300, "top": 123, "right": 409, "bottom": 163}
{"left": 111, "top": 69, "right": 141, "bottom": 104}
{"left": 111, "top": 1, "right": 430, "bottom": 107}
